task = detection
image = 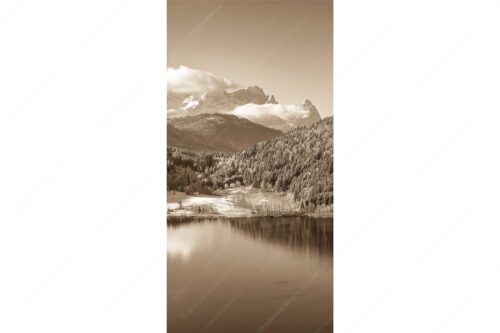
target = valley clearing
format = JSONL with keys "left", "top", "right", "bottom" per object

{"left": 167, "top": 186, "right": 332, "bottom": 218}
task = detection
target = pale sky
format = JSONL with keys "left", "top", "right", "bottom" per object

{"left": 168, "top": 0, "right": 333, "bottom": 117}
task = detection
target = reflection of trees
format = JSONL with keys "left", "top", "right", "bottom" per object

{"left": 167, "top": 216, "right": 333, "bottom": 257}
{"left": 229, "top": 217, "right": 333, "bottom": 257}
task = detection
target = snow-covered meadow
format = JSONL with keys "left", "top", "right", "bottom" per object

{"left": 167, "top": 186, "right": 299, "bottom": 217}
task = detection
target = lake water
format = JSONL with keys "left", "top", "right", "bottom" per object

{"left": 167, "top": 217, "right": 333, "bottom": 333}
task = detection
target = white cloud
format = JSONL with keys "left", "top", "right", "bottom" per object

{"left": 167, "top": 66, "right": 240, "bottom": 95}
{"left": 232, "top": 103, "right": 310, "bottom": 121}
{"left": 231, "top": 103, "right": 312, "bottom": 131}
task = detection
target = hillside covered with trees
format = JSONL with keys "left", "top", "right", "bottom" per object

{"left": 167, "top": 117, "right": 333, "bottom": 207}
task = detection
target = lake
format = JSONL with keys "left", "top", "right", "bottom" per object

{"left": 167, "top": 217, "right": 333, "bottom": 333}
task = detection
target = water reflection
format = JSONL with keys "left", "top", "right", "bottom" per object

{"left": 229, "top": 217, "right": 333, "bottom": 258}
{"left": 167, "top": 217, "right": 333, "bottom": 333}
{"left": 168, "top": 217, "right": 333, "bottom": 258}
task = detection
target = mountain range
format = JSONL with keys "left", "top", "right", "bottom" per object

{"left": 167, "top": 66, "right": 322, "bottom": 132}
{"left": 167, "top": 114, "right": 283, "bottom": 152}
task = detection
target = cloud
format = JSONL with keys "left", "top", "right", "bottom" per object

{"left": 167, "top": 66, "right": 240, "bottom": 95}
{"left": 232, "top": 103, "right": 310, "bottom": 121}
{"left": 230, "top": 103, "right": 312, "bottom": 131}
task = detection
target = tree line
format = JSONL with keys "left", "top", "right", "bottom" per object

{"left": 167, "top": 117, "right": 333, "bottom": 207}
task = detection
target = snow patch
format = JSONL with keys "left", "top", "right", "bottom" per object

{"left": 171, "top": 195, "right": 252, "bottom": 217}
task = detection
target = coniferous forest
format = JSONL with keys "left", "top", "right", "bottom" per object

{"left": 167, "top": 117, "right": 333, "bottom": 207}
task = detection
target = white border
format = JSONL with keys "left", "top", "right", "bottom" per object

{"left": 335, "top": 1, "right": 500, "bottom": 332}
{"left": 0, "top": 0, "right": 166, "bottom": 332}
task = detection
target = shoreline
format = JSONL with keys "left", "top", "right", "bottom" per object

{"left": 167, "top": 186, "right": 333, "bottom": 219}
{"left": 167, "top": 212, "right": 333, "bottom": 223}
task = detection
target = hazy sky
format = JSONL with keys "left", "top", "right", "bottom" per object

{"left": 167, "top": 0, "right": 333, "bottom": 117}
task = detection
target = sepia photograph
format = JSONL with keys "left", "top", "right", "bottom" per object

{"left": 5, "top": 1, "right": 500, "bottom": 333}
{"left": 167, "top": 0, "right": 333, "bottom": 332}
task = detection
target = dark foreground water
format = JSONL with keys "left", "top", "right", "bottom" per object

{"left": 167, "top": 217, "right": 333, "bottom": 333}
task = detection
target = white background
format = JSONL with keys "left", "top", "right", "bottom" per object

{"left": 335, "top": 0, "right": 500, "bottom": 332}
{"left": 0, "top": 0, "right": 165, "bottom": 332}
{"left": 2, "top": 0, "right": 500, "bottom": 332}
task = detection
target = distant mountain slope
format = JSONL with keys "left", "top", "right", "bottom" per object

{"left": 167, "top": 114, "right": 283, "bottom": 152}
{"left": 167, "top": 123, "right": 215, "bottom": 151}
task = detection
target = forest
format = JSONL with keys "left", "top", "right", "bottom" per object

{"left": 167, "top": 117, "right": 333, "bottom": 207}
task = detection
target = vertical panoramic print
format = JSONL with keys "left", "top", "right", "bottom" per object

{"left": 167, "top": 0, "right": 333, "bottom": 332}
